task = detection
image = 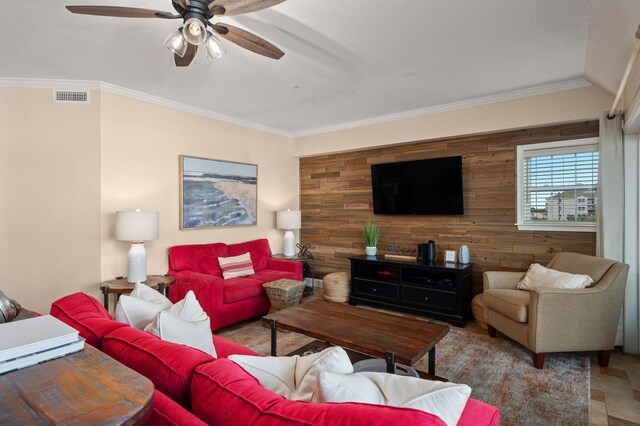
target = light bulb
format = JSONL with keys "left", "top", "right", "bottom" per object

{"left": 164, "top": 29, "right": 188, "bottom": 57}
{"left": 188, "top": 23, "right": 201, "bottom": 37}
{"left": 182, "top": 18, "right": 207, "bottom": 45}
{"left": 204, "top": 32, "right": 226, "bottom": 60}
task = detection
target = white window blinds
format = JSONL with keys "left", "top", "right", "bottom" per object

{"left": 517, "top": 138, "right": 599, "bottom": 231}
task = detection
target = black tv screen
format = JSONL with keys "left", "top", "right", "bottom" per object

{"left": 371, "top": 156, "right": 464, "bottom": 215}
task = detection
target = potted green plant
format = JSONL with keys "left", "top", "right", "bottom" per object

{"left": 363, "top": 220, "right": 379, "bottom": 256}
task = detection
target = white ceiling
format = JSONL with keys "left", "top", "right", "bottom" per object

{"left": 0, "top": 0, "right": 638, "bottom": 136}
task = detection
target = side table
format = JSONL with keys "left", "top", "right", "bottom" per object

{"left": 100, "top": 275, "right": 175, "bottom": 310}
{"left": 271, "top": 254, "right": 315, "bottom": 297}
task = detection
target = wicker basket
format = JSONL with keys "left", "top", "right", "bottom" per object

{"left": 471, "top": 293, "right": 487, "bottom": 330}
{"left": 323, "top": 272, "right": 350, "bottom": 303}
{"left": 263, "top": 279, "right": 306, "bottom": 312}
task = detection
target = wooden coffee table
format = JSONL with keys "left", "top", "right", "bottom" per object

{"left": 262, "top": 299, "right": 449, "bottom": 375}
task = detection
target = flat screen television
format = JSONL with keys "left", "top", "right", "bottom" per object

{"left": 371, "top": 156, "right": 464, "bottom": 215}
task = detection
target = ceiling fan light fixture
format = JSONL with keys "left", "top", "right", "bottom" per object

{"left": 164, "top": 29, "right": 188, "bottom": 57}
{"left": 183, "top": 18, "right": 207, "bottom": 45}
{"left": 205, "top": 32, "right": 226, "bottom": 60}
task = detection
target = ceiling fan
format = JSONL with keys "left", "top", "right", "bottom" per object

{"left": 66, "top": 0, "right": 286, "bottom": 67}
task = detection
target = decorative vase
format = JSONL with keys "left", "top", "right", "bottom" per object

{"left": 365, "top": 246, "right": 377, "bottom": 256}
{"left": 459, "top": 245, "right": 470, "bottom": 264}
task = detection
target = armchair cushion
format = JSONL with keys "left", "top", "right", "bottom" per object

{"left": 546, "top": 252, "right": 616, "bottom": 284}
{"left": 517, "top": 264, "right": 593, "bottom": 291}
{"left": 483, "top": 289, "right": 529, "bottom": 323}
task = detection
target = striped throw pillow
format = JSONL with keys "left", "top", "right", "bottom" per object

{"left": 218, "top": 252, "right": 255, "bottom": 279}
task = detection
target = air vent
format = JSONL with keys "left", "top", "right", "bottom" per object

{"left": 53, "top": 89, "right": 90, "bottom": 104}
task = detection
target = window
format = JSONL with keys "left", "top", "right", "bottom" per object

{"left": 516, "top": 137, "right": 599, "bottom": 232}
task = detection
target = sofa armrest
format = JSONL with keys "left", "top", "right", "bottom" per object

{"left": 266, "top": 258, "right": 303, "bottom": 280}
{"left": 169, "top": 271, "right": 225, "bottom": 330}
{"left": 528, "top": 286, "right": 621, "bottom": 352}
{"left": 483, "top": 271, "right": 524, "bottom": 290}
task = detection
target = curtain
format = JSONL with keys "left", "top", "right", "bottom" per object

{"left": 597, "top": 112, "right": 625, "bottom": 345}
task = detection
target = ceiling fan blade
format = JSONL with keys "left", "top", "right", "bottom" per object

{"left": 66, "top": 6, "right": 177, "bottom": 19}
{"left": 172, "top": 0, "right": 190, "bottom": 7}
{"left": 175, "top": 44, "right": 198, "bottom": 67}
{"left": 208, "top": 0, "right": 285, "bottom": 16}
{"left": 213, "top": 23, "right": 284, "bottom": 59}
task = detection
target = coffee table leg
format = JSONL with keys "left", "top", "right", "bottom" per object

{"left": 384, "top": 351, "right": 396, "bottom": 374}
{"left": 428, "top": 347, "right": 436, "bottom": 375}
{"left": 269, "top": 319, "right": 278, "bottom": 356}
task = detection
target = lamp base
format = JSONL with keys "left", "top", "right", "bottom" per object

{"left": 283, "top": 231, "right": 295, "bottom": 258}
{"left": 127, "top": 242, "right": 147, "bottom": 283}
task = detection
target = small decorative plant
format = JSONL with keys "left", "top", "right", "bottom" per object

{"left": 363, "top": 220, "right": 379, "bottom": 248}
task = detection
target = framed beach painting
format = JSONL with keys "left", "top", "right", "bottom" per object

{"left": 179, "top": 155, "right": 258, "bottom": 229}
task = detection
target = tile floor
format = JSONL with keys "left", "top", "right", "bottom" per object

{"left": 312, "top": 288, "right": 640, "bottom": 425}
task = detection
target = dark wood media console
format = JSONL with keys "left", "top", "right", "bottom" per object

{"left": 349, "top": 256, "right": 473, "bottom": 326}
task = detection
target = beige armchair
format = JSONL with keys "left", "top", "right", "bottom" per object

{"left": 483, "top": 252, "right": 629, "bottom": 369}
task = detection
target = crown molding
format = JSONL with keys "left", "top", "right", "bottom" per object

{"left": 0, "top": 77, "right": 591, "bottom": 139}
{"left": 0, "top": 77, "right": 292, "bottom": 138}
{"left": 291, "top": 78, "right": 592, "bottom": 138}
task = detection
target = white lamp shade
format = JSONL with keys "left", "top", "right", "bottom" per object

{"left": 276, "top": 210, "right": 301, "bottom": 230}
{"left": 115, "top": 210, "right": 159, "bottom": 242}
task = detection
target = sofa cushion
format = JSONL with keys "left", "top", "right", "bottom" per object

{"left": 228, "top": 239, "right": 272, "bottom": 272}
{"left": 248, "top": 269, "right": 299, "bottom": 283}
{"left": 228, "top": 347, "right": 353, "bottom": 401}
{"left": 114, "top": 283, "right": 173, "bottom": 329}
{"left": 213, "top": 335, "right": 260, "bottom": 358}
{"left": 192, "top": 359, "right": 447, "bottom": 426}
{"left": 145, "top": 291, "right": 216, "bottom": 357}
{"left": 50, "top": 292, "right": 127, "bottom": 348}
{"left": 219, "top": 252, "right": 255, "bottom": 279}
{"left": 312, "top": 371, "right": 471, "bottom": 426}
{"left": 483, "top": 289, "right": 530, "bottom": 323}
{"left": 223, "top": 277, "right": 265, "bottom": 303}
{"left": 148, "top": 390, "right": 207, "bottom": 426}
{"left": 168, "top": 243, "right": 229, "bottom": 277}
{"left": 102, "top": 326, "right": 213, "bottom": 406}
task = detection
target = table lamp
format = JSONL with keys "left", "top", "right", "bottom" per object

{"left": 115, "top": 210, "right": 159, "bottom": 283}
{"left": 276, "top": 209, "right": 301, "bottom": 258}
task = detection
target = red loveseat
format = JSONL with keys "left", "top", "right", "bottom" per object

{"left": 50, "top": 292, "right": 501, "bottom": 426}
{"left": 168, "top": 238, "right": 302, "bottom": 331}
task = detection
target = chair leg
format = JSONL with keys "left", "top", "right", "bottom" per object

{"left": 532, "top": 352, "right": 545, "bottom": 369}
{"left": 487, "top": 324, "right": 497, "bottom": 338}
{"left": 597, "top": 350, "right": 611, "bottom": 367}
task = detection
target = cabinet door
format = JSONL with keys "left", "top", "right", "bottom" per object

{"left": 400, "top": 286, "right": 457, "bottom": 313}
{"left": 353, "top": 279, "right": 399, "bottom": 303}
{"left": 402, "top": 267, "right": 457, "bottom": 290}
{"left": 352, "top": 262, "right": 401, "bottom": 283}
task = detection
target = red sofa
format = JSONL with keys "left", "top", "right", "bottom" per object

{"left": 50, "top": 292, "right": 501, "bottom": 426}
{"left": 167, "top": 238, "right": 302, "bottom": 331}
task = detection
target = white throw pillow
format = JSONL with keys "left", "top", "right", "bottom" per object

{"left": 144, "top": 291, "right": 216, "bottom": 357}
{"left": 229, "top": 346, "right": 353, "bottom": 401}
{"left": 312, "top": 371, "right": 471, "bottom": 426}
{"left": 114, "top": 282, "right": 173, "bottom": 329}
{"left": 517, "top": 263, "right": 593, "bottom": 291}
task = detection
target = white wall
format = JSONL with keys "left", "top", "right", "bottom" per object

{"left": 293, "top": 85, "right": 613, "bottom": 157}
{"left": 99, "top": 92, "right": 299, "bottom": 282}
{"left": 0, "top": 88, "right": 102, "bottom": 313}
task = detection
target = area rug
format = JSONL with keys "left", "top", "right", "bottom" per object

{"left": 218, "top": 321, "right": 590, "bottom": 426}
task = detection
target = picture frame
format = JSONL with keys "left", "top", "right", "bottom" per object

{"left": 179, "top": 155, "right": 258, "bottom": 229}
{"left": 444, "top": 250, "right": 457, "bottom": 263}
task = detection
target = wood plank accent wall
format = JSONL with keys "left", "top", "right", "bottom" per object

{"left": 300, "top": 121, "right": 599, "bottom": 295}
